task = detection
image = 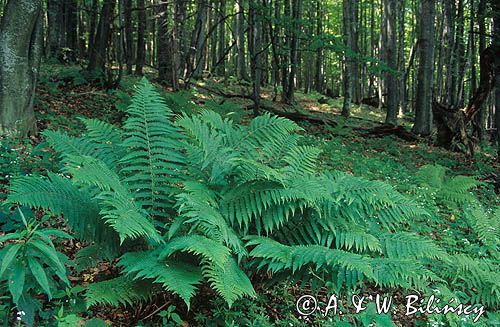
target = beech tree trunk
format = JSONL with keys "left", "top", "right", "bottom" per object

{"left": 0, "top": 0, "right": 42, "bottom": 137}
{"left": 314, "top": 0, "right": 323, "bottom": 93}
{"left": 412, "top": 0, "right": 435, "bottom": 136}
{"left": 135, "top": 0, "right": 146, "bottom": 75}
{"left": 124, "top": 0, "right": 134, "bottom": 74}
{"left": 384, "top": 0, "right": 398, "bottom": 126}
{"left": 47, "top": 0, "right": 64, "bottom": 58}
{"left": 88, "top": 0, "right": 117, "bottom": 72}
{"left": 236, "top": 0, "right": 249, "bottom": 80}
{"left": 342, "top": 0, "right": 353, "bottom": 117}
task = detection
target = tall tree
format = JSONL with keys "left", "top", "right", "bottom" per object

{"left": 493, "top": 0, "right": 500, "bottom": 147}
{"left": 0, "top": 0, "right": 42, "bottom": 137}
{"left": 135, "top": 0, "right": 146, "bottom": 75}
{"left": 47, "top": 0, "right": 64, "bottom": 58}
{"left": 384, "top": 0, "right": 398, "bottom": 126}
{"left": 88, "top": 0, "right": 117, "bottom": 72}
{"left": 124, "top": 0, "right": 134, "bottom": 74}
{"left": 314, "top": 0, "right": 324, "bottom": 93}
{"left": 412, "top": 0, "right": 435, "bottom": 136}
{"left": 282, "top": 0, "right": 301, "bottom": 105}
{"left": 236, "top": 0, "right": 249, "bottom": 80}
{"left": 342, "top": 0, "right": 353, "bottom": 117}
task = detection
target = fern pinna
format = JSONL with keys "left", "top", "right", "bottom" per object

{"left": 7, "top": 79, "right": 496, "bottom": 311}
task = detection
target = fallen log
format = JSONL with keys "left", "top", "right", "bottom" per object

{"left": 245, "top": 103, "right": 337, "bottom": 126}
{"left": 366, "top": 125, "right": 421, "bottom": 142}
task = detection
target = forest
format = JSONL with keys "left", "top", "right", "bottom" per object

{"left": 0, "top": 0, "right": 499, "bottom": 326}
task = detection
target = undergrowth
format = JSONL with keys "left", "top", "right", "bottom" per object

{"left": 0, "top": 72, "right": 498, "bottom": 326}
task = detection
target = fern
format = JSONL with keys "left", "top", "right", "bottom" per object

{"left": 7, "top": 173, "right": 119, "bottom": 250}
{"left": 119, "top": 250, "right": 202, "bottom": 307}
{"left": 415, "top": 164, "right": 480, "bottom": 207}
{"left": 8, "top": 78, "right": 472, "bottom": 312}
{"left": 120, "top": 78, "right": 185, "bottom": 215}
{"left": 85, "top": 275, "right": 156, "bottom": 308}
{"left": 379, "top": 232, "right": 448, "bottom": 260}
{"left": 63, "top": 154, "right": 162, "bottom": 244}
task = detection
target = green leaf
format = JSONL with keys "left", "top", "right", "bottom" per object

{"left": 0, "top": 244, "right": 22, "bottom": 277}
{"left": 0, "top": 232, "right": 21, "bottom": 243}
{"left": 28, "top": 240, "right": 69, "bottom": 285}
{"left": 9, "top": 262, "right": 25, "bottom": 304}
{"left": 28, "top": 257, "right": 52, "bottom": 299}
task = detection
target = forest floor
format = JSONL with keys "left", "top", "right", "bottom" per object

{"left": 0, "top": 64, "right": 499, "bottom": 326}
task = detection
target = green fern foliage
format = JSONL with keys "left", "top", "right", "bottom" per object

{"left": 120, "top": 78, "right": 185, "bottom": 215}
{"left": 85, "top": 275, "right": 155, "bottom": 308}
{"left": 415, "top": 164, "right": 480, "bottom": 207}
{"left": 119, "top": 250, "right": 202, "bottom": 306}
{"left": 8, "top": 78, "right": 485, "bottom": 313}
{"left": 7, "top": 172, "right": 118, "bottom": 249}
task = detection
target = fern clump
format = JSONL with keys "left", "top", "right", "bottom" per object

{"left": 7, "top": 79, "right": 464, "bottom": 311}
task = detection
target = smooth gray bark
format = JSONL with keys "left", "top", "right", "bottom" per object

{"left": 236, "top": 0, "right": 249, "bottom": 80}
{"left": 0, "top": 0, "right": 42, "bottom": 137}
{"left": 342, "top": 0, "right": 352, "bottom": 117}
{"left": 384, "top": 0, "right": 398, "bottom": 126}
{"left": 412, "top": 0, "right": 435, "bottom": 136}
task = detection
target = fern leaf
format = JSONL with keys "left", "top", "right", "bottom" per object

{"left": 85, "top": 275, "right": 155, "bottom": 308}
{"left": 119, "top": 250, "right": 202, "bottom": 307}
{"left": 121, "top": 78, "right": 185, "bottom": 215}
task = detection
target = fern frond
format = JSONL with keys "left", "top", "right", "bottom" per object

{"left": 64, "top": 155, "right": 162, "bottom": 244}
{"left": 121, "top": 78, "right": 185, "bottom": 215}
{"left": 160, "top": 235, "right": 231, "bottom": 268}
{"left": 7, "top": 173, "right": 119, "bottom": 249}
{"left": 380, "top": 232, "right": 448, "bottom": 260}
{"left": 85, "top": 275, "right": 156, "bottom": 308}
{"left": 43, "top": 130, "right": 118, "bottom": 168}
{"left": 247, "top": 237, "right": 374, "bottom": 279}
{"left": 371, "top": 258, "right": 440, "bottom": 289}
{"left": 175, "top": 184, "right": 247, "bottom": 258}
{"left": 281, "top": 146, "right": 321, "bottom": 177}
{"left": 202, "top": 257, "right": 256, "bottom": 307}
{"left": 79, "top": 118, "right": 125, "bottom": 168}
{"left": 119, "top": 250, "right": 202, "bottom": 307}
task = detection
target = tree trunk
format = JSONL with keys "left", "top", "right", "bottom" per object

{"left": 475, "top": 0, "right": 487, "bottom": 140}
{"left": 47, "top": 0, "right": 64, "bottom": 58}
{"left": 135, "top": 0, "right": 146, "bottom": 75}
{"left": 342, "top": 0, "right": 352, "bottom": 117}
{"left": 88, "top": 0, "right": 99, "bottom": 63}
{"left": 236, "top": 0, "right": 249, "bottom": 80}
{"left": 412, "top": 0, "right": 435, "bottom": 136}
{"left": 249, "top": 0, "right": 262, "bottom": 114}
{"left": 87, "top": 0, "right": 117, "bottom": 73}
{"left": 189, "top": 0, "right": 208, "bottom": 80}
{"left": 157, "top": 0, "right": 170, "bottom": 83}
{"left": 384, "top": 0, "right": 398, "bottom": 126}
{"left": 287, "top": 0, "right": 301, "bottom": 104}
{"left": 397, "top": 0, "right": 406, "bottom": 114}
{"left": 351, "top": 0, "right": 361, "bottom": 104}
{"left": 124, "top": 0, "right": 134, "bottom": 74}
{"left": 216, "top": 0, "right": 227, "bottom": 77}
{"left": 443, "top": 0, "right": 455, "bottom": 106}
{"left": 452, "top": 0, "right": 466, "bottom": 108}
{"left": 314, "top": 0, "right": 323, "bottom": 93}
{"left": 492, "top": 0, "right": 500, "bottom": 148}
{"left": 66, "top": 0, "right": 78, "bottom": 57}
{"left": 0, "top": 0, "right": 42, "bottom": 137}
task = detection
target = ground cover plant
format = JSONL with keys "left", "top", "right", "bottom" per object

{"left": 0, "top": 74, "right": 498, "bottom": 326}
{"left": 1, "top": 0, "right": 499, "bottom": 324}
